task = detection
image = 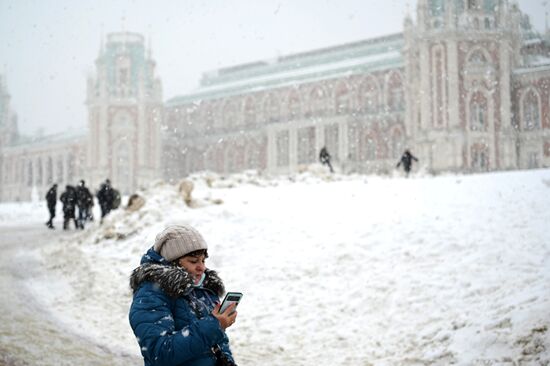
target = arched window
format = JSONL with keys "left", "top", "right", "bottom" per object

{"left": 204, "top": 105, "right": 215, "bottom": 129}
{"left": 57, "top": 157, "right": 64, "bottom": 183}
{"left": 390, "top": 128, "right": 404, "bottom": 159}
{"left": 468, "top": 0, "right": 480, "bottom": 10}
{"left": 46, "top": 156, "right": 53, "bottom": 184}
{"left": 470, "top": 92, "right": 487, "bottom": 131}
{"left": 522, "top": 90, "right": 541, "bottom": 130}
{"left": 324, "top": 124, "right": 339, "bottom": 161}
{"left": 225, "top": 143, "right": 245, "bottom": 173}
{"left": 297, "top": 127, "right": 316, "bottom": 164}
{"left": 309, "top": 86, "right": 327, "bottom": 118}
{"left": 264, "top": 93, "right": 280, "bottom": 123}
{"left": 347, "top": 123, "right": 360, "bottom": 162}
{"left": 334, "top": 82, "right": 350, "bottom": 115}
{"left": 243, "top": 97, "right": 256, "bottom": 125}
{"left": 359, "top": 77, "right": 379, "bottom": 114}
{"left": 468, "top": 49, "right": 487, "bottom": 64}
{"left": 36, "top": 157, "right": 43, "bottom": 186}
{"left": 245, "top": 137, "right": 267, "bottom": 170}
{"left": 187, "top": 105, "right": 199, "bottom": 129}
{"left": 288, "top": 90, "right": 301, "bottom": 120}
{"left": 223, "top": 101, "right": 237, "bottom": 127}
{"left": 386, "top": 73, "right": 404, "bottom": 111}
{"left": 276, "top": 131, "right": 289, "bottom": 167}
{"left": 67, "top": 154, "right": 75, "bottom": 183}
{"left": 471, "top": 144, "right": 489, "bottom": 171}
{"left": 27, "top": 160, "right": 33, "bottom": 187}
{"left": 362, "top": 132, "right": 377, "bottom": 161}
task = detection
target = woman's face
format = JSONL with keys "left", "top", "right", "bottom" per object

{"left": 177, "top": 254, "right": 206, "bottom": 284}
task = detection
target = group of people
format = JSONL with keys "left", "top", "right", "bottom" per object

{"left": 45, "top": 178, "right": 120, "bottom": 230}
{"left": 319, "top": 146, "right": 418, "bottom": 176}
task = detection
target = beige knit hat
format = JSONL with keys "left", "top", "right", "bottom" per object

{"left": 153, "top": 224, "right": 208, "bottom": 262}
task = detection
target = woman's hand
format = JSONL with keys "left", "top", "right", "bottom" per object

{"left": 212, "top": 303, "right": 238, "bottom": 330}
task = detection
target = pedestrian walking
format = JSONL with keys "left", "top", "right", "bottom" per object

{"left": 60, "top": 185, "right": 78, "bottom": 230}
{"left": 319, "top": 146, "right": 334, "bottom": 173}
{"left": 45, "top": 183, "right": 58, "bottom": 229}
{"left": 96, "top": 179, "right": 114, "bottom": 223}
{"left": 129, "top": 224, "right": 238, "bottom": 366}
{"left": 396, "top": 149, "right": 419, "bottom": 177}
{"left": 76, "top": 180, "right": 93, "bottom": 229}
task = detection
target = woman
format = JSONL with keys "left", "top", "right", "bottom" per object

{"left": 129, "top": 224, "right": 238, "bottom": 366}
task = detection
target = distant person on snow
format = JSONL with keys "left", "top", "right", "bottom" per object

{"left": 60, "top": 185, "right": 78, "bottom": 230}
{"left": 319, "top": 146, "right": 334, "bottom": 173}
{"left": 45, "top": 183, "right": 58, "bottom": 229}
{"left": 76, "top": 179, "right": 93, "bottom": 229}
{"left": 396, "top": 149, "right": 419, "bottom": 177}
{"left": 96, "top": 179, "right": 114, "bottom": 223}
{"left": 129, "top": 224, "right": 238, "bottom": 366}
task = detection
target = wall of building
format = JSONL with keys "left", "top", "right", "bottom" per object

{"left": 1, "top": 136, "right": 87, "bottom": 201}
{"left": 2, "top": 2, "right": 550, "bottom": 201}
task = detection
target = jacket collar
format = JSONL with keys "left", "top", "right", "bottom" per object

{"left": 130, "top": 248, "right": 225, "bottom": 298}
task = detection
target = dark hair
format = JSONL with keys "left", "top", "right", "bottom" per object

{"left": 172, "top": 249, "right": 209, "bottom": 266}
{"left": 185, "top": 249, "right": 209, "bottom": 258}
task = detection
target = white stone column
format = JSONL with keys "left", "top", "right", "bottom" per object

{"left": 488, "top": 96, "right": 497, "bottom": 169}
{"left": 419, "top": 42, "right": 432, "bottom": 131}
{"left": 99, "top": 104, "right": 109, "bottom": 168}
{"left": 499, "top": 41, "right": 514, "bottom": 168}
{"left": 447, "top": 40, "right": 460, "bottom": 129}
{"left": 267, "top": 127, "right": 277, "bottom": 172}
{"left": 339, "top": 121, "right": 348, "bottom": 163}
{"left": 63, "top": 153, "right": 69, "bottom": 185}
{"left": 289, "top": 126, "right": 297, "bottom": 169}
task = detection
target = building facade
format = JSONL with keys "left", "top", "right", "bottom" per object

{"left": 0, "top": 32, "right": 162, "bottom": 201}
{"left": 163, "top": 0, "right": 550, "bottom": 180}
{"left": 1, "top": 1, "right": 549, "bottom": 201}
{"left": 86, "top": 32, "right": 163, "bottom": 195}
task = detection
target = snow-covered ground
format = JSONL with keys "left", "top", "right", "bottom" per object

{"left": 1, "top": 168, "right": 549, "bottom": 365}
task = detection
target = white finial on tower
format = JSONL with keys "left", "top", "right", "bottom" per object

{"left": 99, "top": 23, "right": 104, "bottom": 57}
{"left": 147, "top": 26, "right": 153, "bottom": 59}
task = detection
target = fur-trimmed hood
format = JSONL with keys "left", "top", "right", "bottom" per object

{"left": 129, "top": 247, "right": 225, "bottom": 298}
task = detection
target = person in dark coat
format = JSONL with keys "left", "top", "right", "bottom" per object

{"left": 319, "top": 146, "right": 334, "bottom": 173}
{"left": 396, "top": 149, "right": 419, "bottom": 177}
{"left": 45, "top": 183, "right": 58, "bottom": 229}
{"left": 59, "top": 185, "right": 78, "bottom": 230}
{"left": 129, "top": 224, "right": 238, "bottom": 366}
{"left": 96, "top": 179, "right": 114, "bottom": 223}
{"left": 76, "top": 179, "right": 93, "bottom": 229}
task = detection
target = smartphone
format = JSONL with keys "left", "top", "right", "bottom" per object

{"left": 219, "top": 292, "right": 243, "bottom": 314}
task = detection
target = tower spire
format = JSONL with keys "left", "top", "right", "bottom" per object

{"left": 147, "top": 28, "right": 152, "bottom": 59}
{"left": 99, "top": 24, "right": 104, "bottom": 58}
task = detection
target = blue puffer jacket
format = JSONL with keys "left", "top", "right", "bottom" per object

{"left": 129, "top": 248, "right": 234, "bottom": 366}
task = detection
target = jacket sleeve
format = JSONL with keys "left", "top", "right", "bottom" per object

{"left": 219, "top": 334, "right": 235, "bottom": 363}
{"left": 129, "top": 283, "right": 226, "bottom": 365}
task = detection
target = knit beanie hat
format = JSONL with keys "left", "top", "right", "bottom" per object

{"left": 153, "top": 224, "right": 208, "bottom": 262}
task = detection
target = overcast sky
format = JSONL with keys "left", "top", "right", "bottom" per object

{"left": 0, "top": 0, "right": 546, "bottom": 136}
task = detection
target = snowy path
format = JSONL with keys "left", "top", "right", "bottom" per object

{"left": 0, "top": 223, "right": 141, "bottom": 366}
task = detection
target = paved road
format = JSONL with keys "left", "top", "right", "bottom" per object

{"left": 0, "top": 223, "right": 141, "bottom": 366}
